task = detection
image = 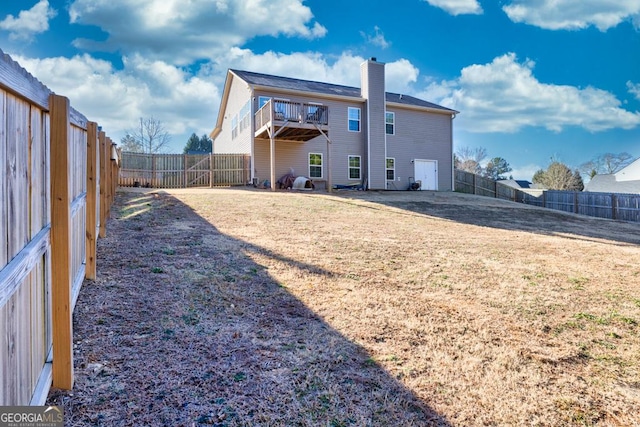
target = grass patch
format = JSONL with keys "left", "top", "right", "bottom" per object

{"left": 51, "top": 189, "right": 640, "bottom": 427}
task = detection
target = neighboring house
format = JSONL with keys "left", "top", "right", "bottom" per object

{"left": 584, "top": 157, "right": 640, "bottom": 193}
{"left": 210, "top": 58, "right": 458, "bottom": 191}
{"left": 499, "top": 179, "right": 544, "bottom": 197}
{"left": 500, "top": 179, "right": 534, "bottom": 190}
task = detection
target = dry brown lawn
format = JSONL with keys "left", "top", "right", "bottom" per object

{"left": 48, "top": 188, "right": 640, "bottom": 426}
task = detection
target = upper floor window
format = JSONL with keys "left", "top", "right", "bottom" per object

{"left": 239, "top": 101, "right": 250, "bottom": 132}
{"left": 309, "top": 153, "right": 323, "bottom": 178}
{"left": 231, "top": 115, "right": 238, "bottom": 139}
{"left": 386, "top": 112, "right": 395, "bottom": 135}
{"left": 258, "top": 96, "right": 270, "bottom": 109}
{"left": 348, "top": 155, "right": 361, "bottom": 180}
{"left": 348, "top": 107, "right": 360, "bottom": 132}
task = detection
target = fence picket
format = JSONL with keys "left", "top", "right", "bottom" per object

{"left": 119, "top": 152, "right": 250, "bottom": 188}
{"left": 1, "top": 50, "right": 118, "bottom": 405}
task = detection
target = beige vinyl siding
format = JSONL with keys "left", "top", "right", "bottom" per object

{"left": 386, "top": 107, "right": 453, "bottom": 191}
{"left": 214, "top": 76, "right": 252, "bottom": 154}
{"left": 251, "top": 90, "right": 366, "bottom": 186}
{"left": 253, "top": 137, "right": 327, "bottom": 184}
{"left": 324, "top": 100, "right": 366, "bottom": 185}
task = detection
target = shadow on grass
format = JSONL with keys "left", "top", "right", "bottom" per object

{"left": 47, "top": 190, "right": 450, "bottom": 426}
{"left": 323, "top": 190, "right": 640, "bottom": 247}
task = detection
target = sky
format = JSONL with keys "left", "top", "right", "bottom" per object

{"left": 0, "top": 0, "right": 639, "bottom": 181}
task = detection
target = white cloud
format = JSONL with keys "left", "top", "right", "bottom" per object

{"left": 386, "top": 59, "right": 420, "bottom": 94}
{"left": 423, "top": 0, "right": 483, "bottom": 15}
{"left": 628, "top": 81, "right": 640, "bottom": 100}
{"left": 10, "top": 47, "right": 421, "bottom": 152}
{"left": 509, "top": 164, "right": 543, "bottom": 181}
{"left": 13, "top": 53, "right": 220, "bottom": 146}
{"left": 212, "top": 49, "right": 419, "bottom": 94}
{"left": 422, "top": 53, "right": 640, "bottom": 133}
{"left": 0, "top": 0, "right": 57, "bottom": 41}
{"left": 68, "top": 0, "right": 326, "bottom": 64}
{"left": 361, "top": 26, "right": 390, "bottom": 49}
{"left": 503, "top": 0, "right": 640, "bottom": 31}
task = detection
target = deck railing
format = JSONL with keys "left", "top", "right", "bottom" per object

{"left": 255, "top": 99, "right": 328, "bottom": 131}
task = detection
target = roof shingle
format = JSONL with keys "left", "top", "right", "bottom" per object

{"left": 230, "top": 69, "right": 457, "bottom": 113}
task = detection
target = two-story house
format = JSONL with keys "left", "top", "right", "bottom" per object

{"left": 210, "top": 58, "right": 458, "bottom": 191}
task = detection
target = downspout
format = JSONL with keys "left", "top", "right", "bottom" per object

{"left": 451, "top": 112, "right": 457, "bottom": 191}
{"left": 384, "top": 108, "right": 387, "bottom": 190}
{"left": 250, "top": 87, "right": 255, "bottom": 184}
{"left": 366, "top": 100, "right": 371, "bottom": 190}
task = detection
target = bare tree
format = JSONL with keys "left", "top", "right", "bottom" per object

{"left": 120, "top": 133, "right": 142, "bottom": 153}
{"left": 579, "top": 152, "right": 634, "bottom": 178}
{"left": 455, "top": 146, "right": 487, "bottom": 174}
{"left": 126, "top": 116, "right": 171, "bottom": 154}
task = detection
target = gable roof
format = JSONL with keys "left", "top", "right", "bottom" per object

{"left": 231, "top": 69, "right": 361, "bottom": 98}
{"left": 584, "top": 174, "right": 640, "bottom": 194}
{"left": 229, "top": 69, "right": 458, "bottom": 114}
{"left": 500, "top": 179, "right": 535, "bottom": 189}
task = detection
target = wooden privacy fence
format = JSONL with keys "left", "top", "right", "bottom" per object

{"left": 455, "top": 169, "right": 640, "bottom": 223}
{"left": 0, "top": 49, "right": 118, "bottom": 406}
{"left": 119, "top": 152, "right": 250, "bottom": 188}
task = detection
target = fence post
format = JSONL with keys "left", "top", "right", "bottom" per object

{"left": 183, "top": 153, "right": 188, "bottom": 188}
{"left": 472, "top": 173, "right": 477, "bottom": 195}
{"left": 49, "top": 94, "right": 74, "bottom": 390}
{"left": 574, "top": 192, "right": 579, "bottom": 214}
{"left": 98, "top": 130, "right": 107, "bottom": 238}
{"left": 152, "top": 154, "right": 157, "bottom": 187}
{"left": 109, "top": 142, "right": 115, "bottom": 209}
{"left": 111, "top": 145, "right": 118, "bottom": 201}
{"left": 209, "top": 152, "right": 213, "bottom": 188}
{"left": 85, "top": 121, "right": 98, "bottom": 280}
{"left": 494, "top": 180, "right": 497, "bottom": 198}
{"left": 105, "top": 138, "right": 113, "bottom": 218}
{"left": 612, "top": 194, "right": 617, "bottom": 220}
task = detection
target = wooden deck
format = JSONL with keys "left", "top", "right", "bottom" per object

{"left": 255, "top": 99, "right": 328, "bottom": 142}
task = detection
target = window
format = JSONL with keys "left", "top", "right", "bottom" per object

{"left": 231, "top": 114, "right": 238, "bottom": 139}
{"left": 385, "top": 112, "right": 395, "bottom": 135}
{"left": 239, "top": 101, "right": 250, "bottom": 132}
{"left": 348, "top": 155, "right": 361, "bottom": 180}
{"left": 258, "top": 96, "right": 270, "bottom": 109}
{"left": 386, "top": 158, "right": 395, "bottom": 181}
{"left": 309, "top": 153, "right": 323, "bottom": 178}
{"left": 348, "top": 107, "right": 360, "bottom": 132}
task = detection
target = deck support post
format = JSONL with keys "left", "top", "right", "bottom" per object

{"left": 270, "top": 132, "right": 276, "bottom": 191}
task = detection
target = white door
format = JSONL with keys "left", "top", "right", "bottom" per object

{"left": 414, "top": 159, "right": 438, "bottom": 190}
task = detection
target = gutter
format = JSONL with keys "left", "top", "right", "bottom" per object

{"left": 250, "top": 84, "right": 365, "bottom": 103}
{"left": 386, "top": 101, "right": 459, "bottom": 115}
